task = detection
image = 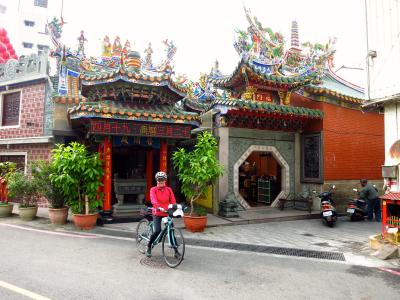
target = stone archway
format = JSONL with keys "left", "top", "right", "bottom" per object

{"left": 233, "top": 145, "right": 290, "bottom": 209}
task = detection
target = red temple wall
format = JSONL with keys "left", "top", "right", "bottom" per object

{"left": 291, "top": 93, "right": 384, "bottom": 180}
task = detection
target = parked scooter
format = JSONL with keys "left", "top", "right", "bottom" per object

{"left": 346, "top": 188, "right": 367, "bottom": 221}
{"left": 315, "top": 185, "right": 338, "bottom": 227}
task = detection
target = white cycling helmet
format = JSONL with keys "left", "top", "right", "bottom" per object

{"left": 155, "top": 171, "right": 167, "bottom": 181}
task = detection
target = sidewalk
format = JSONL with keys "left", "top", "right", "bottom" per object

{"left": 3, "top": 206, "right": 398, "bottom": 268}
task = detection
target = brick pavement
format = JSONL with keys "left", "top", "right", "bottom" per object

{"left": 184, "top": 217, "right": 382, "bottom": 254}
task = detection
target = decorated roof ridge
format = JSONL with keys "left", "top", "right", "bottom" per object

{"left": 304, "top": 65, "right": 365, "bottom": 103}
{"left": 67, "top": 100, "right": 200, "bottom": 125}
{"left": 182, "top": 97, "right": 212, "bottom": 112}
{"left": 224, "top": 7, "right": 336, "bottom": 83}
{"left": 212, "top": 98, "right": 323, "bottom": 118}
{"left": 52, "top": 74, "right": 86, "bottom": 104}
{"left": 209, "top": 57, "right": 319, "bottom": 88}
{"left": 326, "top": 61, "right": 364, "bottom": 92}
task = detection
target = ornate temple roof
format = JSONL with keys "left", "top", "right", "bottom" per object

{"left": 213, "top": 98, "right": 323, "bottom": 119}
{"left": 303, "top": 62, "right": 365, "bottom": 103}
{"left": 49, "top": 31, "right": 199, "bottom": 129}
{"left": 68, "top": 100, "right": 200, "bottom": 126}
{"left": 210, "top": 58, "right": 319, "bottom": 90}
{"left": 208, "top": 7, "right": 335, "bottom": 91}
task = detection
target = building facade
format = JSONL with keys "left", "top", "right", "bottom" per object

{"left": 0, "top": 0, "right": 59, "bottom": 56}
{"left": 185, "top": 11, "right": 384, "bottom": 214}
{"left": 0, "top": 52, "right": 53, "bottom": 173}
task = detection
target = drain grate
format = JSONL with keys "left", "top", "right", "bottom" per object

{"left": 140, "top": 256, "right": 168, "bottom": 269}
{"left": 186, "top": 239, "right": 346, "bottom": 261}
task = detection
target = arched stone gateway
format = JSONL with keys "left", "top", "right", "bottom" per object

{"left": 233, "top": 145, "right": 290, "bottom": 209}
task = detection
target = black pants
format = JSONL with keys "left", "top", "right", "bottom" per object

{"left": 148, "top": 216, "right": 162, "bottom": 247}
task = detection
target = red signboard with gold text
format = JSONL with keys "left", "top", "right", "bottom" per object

{"left": 89, "top": 120, "right": 191, "bottom": 139}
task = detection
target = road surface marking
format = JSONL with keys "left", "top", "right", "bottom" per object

{"left": 378, "top": 267, "right": 400, "bottom": 276}
{"left": 0, "top": 223, "right": 99, "bottom": 238}
{"left": 0, "top": 280, "right": 51, "bottom": 300}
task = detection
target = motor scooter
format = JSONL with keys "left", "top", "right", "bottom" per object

{"left": 346, "top": 188, "right": 367, "bottom": 221}
{"left": 315, "top": 185, "right": 338, "bottom": 227}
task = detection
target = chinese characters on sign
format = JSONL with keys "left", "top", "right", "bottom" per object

{"left": 90, "top": 120, "right": 192, "bottom": 139}
{"left": 255, "top": 92, "right": 273, "bottom": 102}
{"left": 103, "top": 137, "right": 112, "bottom": 211}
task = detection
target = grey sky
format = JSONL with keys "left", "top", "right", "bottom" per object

{"left": 55, "top": 0, "right": 366, "bottom": 84}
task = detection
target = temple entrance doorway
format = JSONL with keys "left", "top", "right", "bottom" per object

{"left": 233, "top": 145, "right": 290, "bottom": 209}
{"left": 238, "top": 151, "right": 282, "bottom": 207}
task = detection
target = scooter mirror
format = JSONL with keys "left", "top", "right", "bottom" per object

{"left": 353, "top": 188, "right": 358, "bottom": 192}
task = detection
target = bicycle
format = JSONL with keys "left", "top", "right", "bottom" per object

{"left": 136, "top": 204, "right": 185, "bottom": 268}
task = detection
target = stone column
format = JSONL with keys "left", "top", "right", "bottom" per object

{"left": 295, "top": 132, "right": 301, "bottom": 194}
{"left": 214, "top": 127, "right": 229, "bottom": 214}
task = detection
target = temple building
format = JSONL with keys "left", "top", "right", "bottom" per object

{"left": 51, "top": 34, "right": 200, "bottom": 219}
{"left": 184, "top": 8, "right": 384, "bottom": 214}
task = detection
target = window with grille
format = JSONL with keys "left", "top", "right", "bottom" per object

{"left": 23, "top": 42, "right": 33, "bottom": 48}
{"left": 0, "top": 155, "right": 26, "bottom": 172}
{"left": 37, "top": 44, "right": 49, "bottom": 54}
{"left": 1, "top": 92, "right": 21, "bottom": 126}
{"left": 24, "top": 20, "right": 35, "bottom": 27}
{"left": 34, "top": 0, "right": 48, "bottom": 8}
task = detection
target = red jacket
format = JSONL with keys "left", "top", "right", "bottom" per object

{"left": 150, "top": 186, "right": 176, "bottom": 217}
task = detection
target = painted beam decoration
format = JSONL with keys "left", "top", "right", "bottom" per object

{"left": 89, "top": 120, "right": 191, "bottom": 139}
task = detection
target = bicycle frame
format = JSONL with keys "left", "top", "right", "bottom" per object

{"left": 149, "top": 217, "right": 177, "bottom": 249}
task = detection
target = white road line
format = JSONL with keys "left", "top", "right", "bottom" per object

{"left": 0, "top": 280, "right": 51, "bottom": 300}
{"left": 0, "top": 223, "right": 99, "bottom": 238}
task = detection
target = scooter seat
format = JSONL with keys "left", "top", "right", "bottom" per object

{"left": 356, "top": 199, "right": 366, "bottom": 206}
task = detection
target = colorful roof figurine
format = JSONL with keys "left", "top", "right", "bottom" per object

{"left": 209, "top": 7, "right": 336, "bottom": 91}
{"left": 76, "top": 36, "right": 189, "bottom": 102}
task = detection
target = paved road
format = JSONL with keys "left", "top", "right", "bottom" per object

{"left": 0, "top": 224, "right": 399, "bottom": 300}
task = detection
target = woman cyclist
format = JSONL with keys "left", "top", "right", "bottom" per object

{"left": 146, "top": 171, "right": 176, "bottom": 257}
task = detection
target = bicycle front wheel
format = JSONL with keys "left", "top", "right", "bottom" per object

{"left": 162, "top": 227, "right": 185, "bottom": 268}
{"left": 136, "top": 219, "right": 152, "bottom": 254}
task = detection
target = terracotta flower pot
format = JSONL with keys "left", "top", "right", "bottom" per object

{"left": 0, "top": 203, "right": 13, "bottom": 217}
{"left": 183, "top": 215, "right": 208, "bottom": 232}
{"left": 48, "top": 207, "right": 69, "bottom": 225}
{"left": 73, "top": 213, "right": 98, "bottom": 230}
{"left": 19, "top": 206, "right": 38, "bottom": 221}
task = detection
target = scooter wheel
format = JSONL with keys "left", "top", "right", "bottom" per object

{"left": 328, "top": 221, "right": 334, "bottom": 228}
{"left": 350, "top": 215, "right": 357, "bottom": 222}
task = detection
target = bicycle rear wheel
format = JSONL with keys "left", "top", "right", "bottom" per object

{"left": 136, "top": 219, "right": 152, "bottom": 254}
{"left": 162, "top": 227, "right": 185, "bottom": 268}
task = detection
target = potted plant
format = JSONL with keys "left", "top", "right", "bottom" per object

{"left": 172, "top": 131, "right": 223, "bottom": 232}
{"left": 7, "top": 171, "right": 40, "bottom": 221}
{"left": 31, "top": 160, "right": 68, "bottom": 225}
{"left": 50, "top": 142, "right": 103, "bottom": 230}
{"left": 0, "top": 162, "right": 16, "bottom": 217}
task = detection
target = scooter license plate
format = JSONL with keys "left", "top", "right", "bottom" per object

{"left": 323, "top": 211, "right": 333, "bottom": 217}
{"left": 347, "top": 208, "right": 355, "bottom": 213}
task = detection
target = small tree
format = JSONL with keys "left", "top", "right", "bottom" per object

{"left": 50, "top": 142, "right": 104, "bottom": 214}
{"left": 31, "top": 160, "right": 65, "bottom": 209}
{"left": 7, "top": 171, "right": 40, "bottom": 207}
{"left": 172, "top": 131, "right": 223, "bottom": 215}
